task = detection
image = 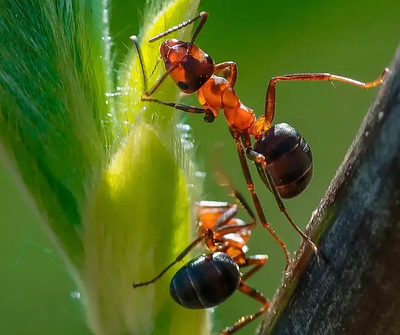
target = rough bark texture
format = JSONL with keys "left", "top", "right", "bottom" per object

{"left": 258, "top": 45, "right": 400, "bottom": 335}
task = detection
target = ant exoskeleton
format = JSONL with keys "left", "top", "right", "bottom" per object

{"left": 130, "top": 12, "right": 387, "bottom": 268}
{"left": 133, "top": 182, "right": 269, "bottom": 335}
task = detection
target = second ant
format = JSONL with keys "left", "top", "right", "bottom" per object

{"left": 133, "top": 175, "right": 269, "bottom": 335}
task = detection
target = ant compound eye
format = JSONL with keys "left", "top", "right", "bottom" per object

{"left": 178, "top": 81, "right": 189, "bottom": 90}
{"left": 203, "top": 111, "right": 215, "bottom": 123}
{"left": 205, "top": 53, "right": 214, "bottom": 64}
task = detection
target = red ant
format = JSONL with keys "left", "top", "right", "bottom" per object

{"left": 130, "top": 12, "right": 387, "bottom": 268}
{"left": 133, "top": 179, "right": 269, "bottom": 335}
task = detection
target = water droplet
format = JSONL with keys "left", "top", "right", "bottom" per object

{"left": 283, "top": 270, "right": 291, "bottom": 280}
{"left": 195, "top": 171, "right": 206, "bottom": 178}
{"left": 177, "top": 123, "right": 191, "bottom": 132}
{"left": 105, "top": 92, "right": 122, "bottom": 97}
{"left": 70, "top": 291, "right": 80, "bottom": 299}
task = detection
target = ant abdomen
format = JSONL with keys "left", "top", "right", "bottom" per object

{"left": 254, "top": 123, "right": 313, "bottom": 199}
{"left": 170, "top": 252, "right": 240, "bottom": 309}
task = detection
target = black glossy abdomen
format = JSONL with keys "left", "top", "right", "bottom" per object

{"left": 170, "top": 252, "right": 240, "bottom": 309}
{"left": 254, "top": 123, "right": 313, "bottom": 199}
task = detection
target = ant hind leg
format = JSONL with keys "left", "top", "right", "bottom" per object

{"left": 221, "top": 281, "right": 269, "bottom": 335}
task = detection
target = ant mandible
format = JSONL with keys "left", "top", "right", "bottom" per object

{"left": 133, "top": 180, "right": 269, "bottom": 335}
{"left": 130, "top": 12, "right": 387, "bottom": 269}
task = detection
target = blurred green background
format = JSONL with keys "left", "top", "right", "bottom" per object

{"left": 1, "top": 0, "right": 398, "bottom": 334}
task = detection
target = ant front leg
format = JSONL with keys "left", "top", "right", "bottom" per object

{"left": 141, "top": 97, "right": 216, "bottom": 123}
{"left": 245, "top": 146, "right": 319, "bottom": 256}
{"left": 263, "top": 68, "right": 389, "bottom": 129}
{"left": 132, "top": 228, "right": 216, "bottom": 288}
{"left": 142, "top": 66, "right": 178, "bottom": 97}
{"left": 130, "top": 35, "right": 178, "bottom": 98}
{"left": 214, "top": 62, "right": 238, "bottom": 87}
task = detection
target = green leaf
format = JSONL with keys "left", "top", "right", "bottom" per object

{"left": 0, "top": 0, "right": 207, "bottom": 334}
{"left": 83, "top": 0, "right": 209, "bottom": 333}
{"left": 84, "top": 123, "right": 208, "bottom": 335}
{"left": 0, "top": 0, "right": 111, "bottom": 274}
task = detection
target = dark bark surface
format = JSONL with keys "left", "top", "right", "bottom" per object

{"left": 259, "top": 46, "right": 400, "bottom": 335}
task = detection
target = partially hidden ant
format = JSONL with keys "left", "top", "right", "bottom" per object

{"left": 133, "top": 182, "right": 269, "bottom": 335}
{"left": 130, "top": 12, "right": 387, "bottom": 269}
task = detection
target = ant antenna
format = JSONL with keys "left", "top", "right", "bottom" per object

{"left": 130, "top": 35, "right": 148, "bottom": 93}
{"left": 148, "top": 12, "right": 208, "bottom": 46}
{"left": 149, "top": 55, "right": 162, "bottom": 78}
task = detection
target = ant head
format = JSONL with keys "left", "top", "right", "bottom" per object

{"left": 159, "top": 39, "right": 215, "bottom": 94}
{"left": 159, "top": 39, "right": 181, "bottom": 62}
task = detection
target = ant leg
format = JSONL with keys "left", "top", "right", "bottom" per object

{"left": 210, "top": 200, "right": 257, "bottom": 235}
{"left": 142, "top": 65, "right": 178, "bottom": 97}
{"left": 130, "top": 35, "right": 178, "bottom": 97}
{"left": 148, "top": 12, "right": 208, "bottom": 44}
{"left": 246, "top": 147, "right": 319, "bottom": 256}
{"left": 220, "top": 255, "right": 268, "bottom": 334}
{"left": 230, "top": 129, "right": 291, "bottom": 269}
{"left": 213, "top": 144, "right": 254, "bottom": 220}
{"left": 221, "top": 281, "right": 269, "bottom": 335}
{"left": 211, "top": 204, "right": 240, "bottom": 230}
{"left": 213, "top": 221, "right": 256, "bottom": 239}
{"left": 133, "top": 228, "right": 215, "bottom": 288}
{"left": 232, "top": 188, "right": 256, "bottom": 221}
{"left": 212, "top": 170, "right": 257, "bottom": 228}
{"left": 222, "top": 255, "right": 269, "bottom": 335}
{"left": 197, "top": 200, "right": 254, "bottom": 233}
{"left": 141, "top": 97, "right": 216, "bottom": 122}
{"left": 240, "top": 254, "right": 268, "bottom": 282}
{"left": 214, "top": 62, "right": 238, "bottom": 87}
{"left": 263, "top": 68, "right": 388, "bottom": 129}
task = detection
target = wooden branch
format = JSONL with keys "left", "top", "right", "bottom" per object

{"left": 258, "top": 45, "right": 400, "bottom": 335}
